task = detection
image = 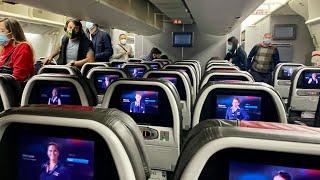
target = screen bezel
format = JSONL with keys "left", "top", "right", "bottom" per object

{"left": 199, "top": 89, "right": 279, "bottom": 122}
{"left": 28, "top": 81, "right": 81, "bottom": 105}
{"left": 93, "top": 72, "right": 123, "bottom": 95}
{"left": 198, "top": 148, "right": 320, "bottom": 179}
{"left": 109, "top": 84, "right": 174, "bottom": 127}
{"left": 172, "top": 32, "right": 193, "bottom": 47}
{"left": 297, "top": 70, "right": 320, "bottom": 89}
{"left": 215, "top": 95, "right": 262, "bottom": 121}
{"left": 0, "top": 123, "right": 118, "bottom": 180}
{"left": 277, "top": 65, "right": 300, "bottom": 80}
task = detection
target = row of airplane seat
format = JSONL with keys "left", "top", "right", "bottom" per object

{"left": 0, "top": 58, "right": 320, "bottom": 179}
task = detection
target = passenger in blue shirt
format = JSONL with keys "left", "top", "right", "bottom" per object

{"left": 130, "top": 92, "right": 145, "bottom": 113}
{"left": 225, "top": 97, "right": 249, "bottom": 120}
{"left": 40, "top": 142, "right": 70, "bottom": 180}
{"left": 86, "top": 22, "right": 113, "bottom": 62}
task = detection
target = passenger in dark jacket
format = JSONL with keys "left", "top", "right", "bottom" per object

{"left": 45, "top": 19, "right": 94, "bottom": 68}
{"left": 224, "top": 36, "right": 247, "bottom": 71}
{"left": 86, "top": 22, "right": 113, "bottom": 62}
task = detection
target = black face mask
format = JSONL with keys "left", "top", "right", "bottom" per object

{"left": 66, "top": 29, "right": 79, "bottom": 39}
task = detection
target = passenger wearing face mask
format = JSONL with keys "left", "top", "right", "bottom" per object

{"left": 224, "top": 36, "right": 247, "bottom": 70}
{"left": 112, "top": 34, "right": 133, "bottom": 60}
{"left": 45, "top": 19, "right": 94, "bottom": 68}
{"left": 86, "top": 22, "right": 113, "bottom": 62}
{"left": 141, "top": 47, "right": 162, "bottom": 61}
{"left": 247, "top": 33, "right": 280, "bottom": 84}
{"left": 0, "top": 18, "right": 34, "bottom": 81}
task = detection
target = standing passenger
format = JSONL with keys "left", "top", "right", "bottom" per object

{"left": 225, "top": 36, "right": 247, "bottom": 70}
{"left": 112, "top": 34, "right": 133, "bottom": 61}
{"left": 86, "top": 22, "right": 113, "bottom": 62}
{"left": 0, "top": 18, "right": 34, "bottom": 81}
{"left": 46, "top": 19, "right": 94, "bottom": 68}
{"left": 247, "top": 33, "right": 280, "bottom": 84}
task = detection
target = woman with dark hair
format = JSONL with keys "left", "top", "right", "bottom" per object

{"left": 225, "top": 36, "right": 247, "bottom": 71}
{"left": 40, "top": 142, "right": 70, "bottom": 180}
{"left": 45, "top": 19, "right": 94, "bottom": 68}
{"left": 0, "top": 18, "right": 34, "bottom": 81}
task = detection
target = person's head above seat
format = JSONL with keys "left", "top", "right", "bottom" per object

{"left": 227, "top": 36, "right": 239, "bottom": 52}
{"left": 150, "top": 47, "right": 162, "bottom": 59}
{"left": 85, "top": 21, "right": 98, "bottom": 35}
{"left": 119, "top": 34, "right": 128, "bottom": 45}
{"left": 0, "top": 17, "right": 27, "bottom": 46}
{"left": 262, "top": 33, "right": 273, "bottom": 46}
{"left": 65, "top": 19, "right": 83, "bottom": 40}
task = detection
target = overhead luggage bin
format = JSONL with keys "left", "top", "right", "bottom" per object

{"left": 193, "top": 81, "right": 287, "bottom": 127}
{"left": 174, "top": 119, "right": 320, "bottom": 180}
{"left": 102, "top": 79, "right": 182, "bottom": 172}
{"left": 0, "top": 106, "right": 152, "bottom": 180}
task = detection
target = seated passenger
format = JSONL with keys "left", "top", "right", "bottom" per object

{"left": 308, "top": 73, "right": 319, "bottom": 85}
{"left": 112, "top": 34, "right": 133, "bottom": 61}
{"left": 160, "top": 54, "right": 168, "bottom": 59}
{"left": 40, "top": 142, "right": 70, "bottom": 180}
{"left": 247, "top": 33, "right": 280, "bottom": 85}
{"left": 86, "top": 22, "right": 113, "bottom": 62}
{"left": 225, "top": 36, "right": 247, "bottom": 71}
{"left": 130, "top": 92, "right": 145, "bottom": 113}
{"left": 225, "top": 97, "right": 249, "bottom": 120}
{"left": 46, "top": 19, "right": 94, "bottom": 68}
{"left": 0, "top": 18, "right": 34, "bottom": 81}
{"left": 48, "top": 88, "right": 61, "bottom": 105}
{"left": 311, "top": 51, "right": 320, "bottom": 67}
{"left": 141, "top": 47, "right": 161, "bottom": 61}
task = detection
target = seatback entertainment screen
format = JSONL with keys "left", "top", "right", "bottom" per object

{"left": 40, "top": 86, "right": 74, "bottom": 105}
{"left": 216, "top": 95, "right": 262, "bottom": 121}
{"left": 120, "top": 90, "right": 158, "bottom": 114}
{"left": 304, "top": 72, "right": 320, "bottom": 86}
{"left": 281, "top": 66, "right": 295, "bottom": 80}
{"left": 126, "top": 67, "right": 146, "bottom": 78}
{"left": 94, "top": 74, "right": 119, "bottom": 94}
{"left": 19, "top": 135, "right": 94, "bottom": 180}
{"left": 229, "top": 161, "right": 320, "bottom": 180}
{"left": 159, "top": 77, "right": 178, "bottom": 86}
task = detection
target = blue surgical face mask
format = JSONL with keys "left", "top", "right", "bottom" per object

{"left": 263, "top": 38, "right": 272, "bottom": 45}
{"left": 0, "top": 33, "right": 10, "bottom": 46}
{"left": 85, "top": 22, "right": 94, "bottom": 30}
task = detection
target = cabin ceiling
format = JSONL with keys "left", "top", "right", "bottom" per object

{"left": 148, "top": 0, "right": 193, "bottom": 24}
{"left": 184, "top": 0, "right": 264, "bottom": 35}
